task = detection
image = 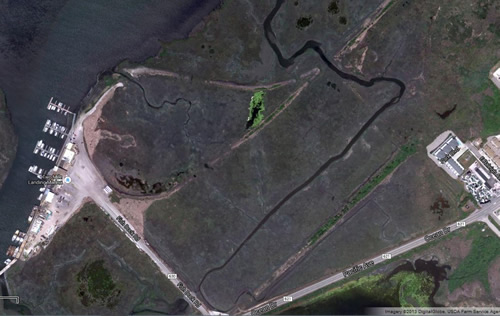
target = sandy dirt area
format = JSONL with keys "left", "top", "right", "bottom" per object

{"left": 83, "top": 84, "right": 123, "bottom": 158}
{"left": 113, "top": 197, "right": 153, "bottom": 237}
{"left": 124, "top": 67, "right": 190, "bottom": 80}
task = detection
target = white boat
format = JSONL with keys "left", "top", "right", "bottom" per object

{"left": 51, "top": 156, "right": 56, "bottom": 161}
{"left": 33, "top": 148, "right": 39, "bottom": 154}
{"left": 4, "top": 259, "right": 11, "bottom": 265}
{"left": 54, "top": 132, "right": 58, "bottom": 137}
{"left": 49, "top": 129, "right": 54, "bottom": 135}
{"left": 37, "top": 194, "right": 43, "bottom": 201}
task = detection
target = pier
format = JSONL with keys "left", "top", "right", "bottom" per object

{"left": 0, "top": 259, "right": 17, "bottom": 277}
{"left": 47, "top": 97, "right": 73, "bottom": 116}
{"left": 28, "top": 165, "right": 48, "bottom": 179}
{"left": 43, "top": 119, "right": 68, "bottom": 139}
{"left": 33, "top": 140, "right": 59, "bottom": 162}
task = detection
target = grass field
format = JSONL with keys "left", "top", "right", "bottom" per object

{"left": 275, "top": 222, "right": 494, "bottom": 314}
{"left": 277, "top": 267, "right": 434, "bottom": 314}
{"left": 308, "top": 141, "right": 417, "bottom": 245}
{"left": 392, "top": 271, "right": 434, "bottom": 307}
{"left": 6, "top": 202, "right": 191, "bottom": 315}
{"left": 448, "top": 223, "right": 500, "bottom": 293}
{"left": 480, "top": 82, "right": 500, "bottom": 138}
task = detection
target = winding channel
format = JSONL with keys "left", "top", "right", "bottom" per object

{"left": 197, "top": 0, "right": 406, "bottom": 311}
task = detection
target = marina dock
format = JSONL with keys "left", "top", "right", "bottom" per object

{"left": 33, "top": 140, "right": 59, "bottom": 161}
{"left": 47, "top": 97, "right": 73, "bottom": 116}
{"left": 28, "top": 165, "right": 48, "bottom": 179}
{"left": 43, "top": 119, "right": 68, "bottom": 139}
{"left": 3, "top": 96, "right": 77, "bottom": 273}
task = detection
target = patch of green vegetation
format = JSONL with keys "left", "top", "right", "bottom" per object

{"left": 390, "top": 271, "right": 433, "bottom": 307}
{"left": 308, "top": 141, "right": 417, "bottom": 245}
{"left": 480, "top": 82, "right": 500, "bottom": 138}
{"left": 381, "top": 0, "right": 395, "bottom": 15}
{"left": 296, "top": 16, "right": 313, "bottom": 30}
{"left": 276, "top": 222, "right": 491, "bottom": 315}
{"left": 446, "top": 15, "right": 472, "bottom": 44}
{"left": 247, "top": 91, "right": 265, "bottom": 128}
{"left": 275, "top": 269, "right": 433, "bottom": 314}
{"left": 327, "top": 1, "right": 339, "bottom": 14}
{"left": 77, "top": 260, "right": 121, "bottom": 308}
{"left": 473, "top": 0, "right": 490, "bottom": 19}
{"left": 448, "top": 224, "right": 500, "bottom": 293}
{"left": 110, "top": 192, "right": 121, "bottom": 204}
{"left": 488, "top": 23, "right": 500, "bottom": 37}
{"left": 458, "top": 192, "right": 477, "bottom": 208}
{"left": 103, "top": 75, "right": 118, "bottom": 87}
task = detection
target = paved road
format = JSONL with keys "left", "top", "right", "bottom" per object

{"left": 70, "top": 85, "right": 500, "bottom": 316}
{"left": 65, "top": 90, "right": 217, "bottom": 315}
{"left": 245, "top": 198, "right": 500, "bottom": 315}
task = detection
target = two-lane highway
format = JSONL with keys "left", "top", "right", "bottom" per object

{"left": 245, "top": 197, "right": 500, "bottom": 315}
{"left": 66, "top": 85, "right": 218, "bottom": 315}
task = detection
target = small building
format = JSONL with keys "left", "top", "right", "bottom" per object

{"left": 446, "top": 159, "right": 464, "bottom": 176}
{"left": 30, "top": 219, "right": 42, "bottom": 234}
{"left": 103, "top": 186, "right": 113, "bottom": 195}
{"left": 59, "top": 142, "right": 77, "bottom": 170}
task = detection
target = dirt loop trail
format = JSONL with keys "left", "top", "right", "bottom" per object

{"left": 197, "top": 0, "right": 406, "bottom": 312}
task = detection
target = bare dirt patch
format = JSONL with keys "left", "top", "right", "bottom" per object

{"left": 114, "top": 197, "right": 152, "bottom": 237}
{"left": 83, "top": 83, "right": 123, "bottom": 158}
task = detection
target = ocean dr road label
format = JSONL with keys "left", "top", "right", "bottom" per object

{"left": 283, "top": 296, "right": 293, "bottom": 302}
{"left": 342, "top": 260, "right": 374, "bottom": 278}
{"left": 168, "top": 273, "right": 177, "bottom": 279}
{"left": 382, "top": 253, "right": 392, "bottom": 260}
{"left": 251, "top": 302, "right": 278, "bottom": 316}
{"left": 456, "top": 221, "right": 466, "bottom": 227}
{"left": 177, "top": 282, "right": 201, "bottom": 308}
{"left": 424, "top": 226, "right": 451, "bottom": 243}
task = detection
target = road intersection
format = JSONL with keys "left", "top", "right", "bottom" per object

{"left": 61, "top": 85, "right": 218, "bottom": 315}
{"left": 48, "top": 85, "right": 500, "bottom": 315}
